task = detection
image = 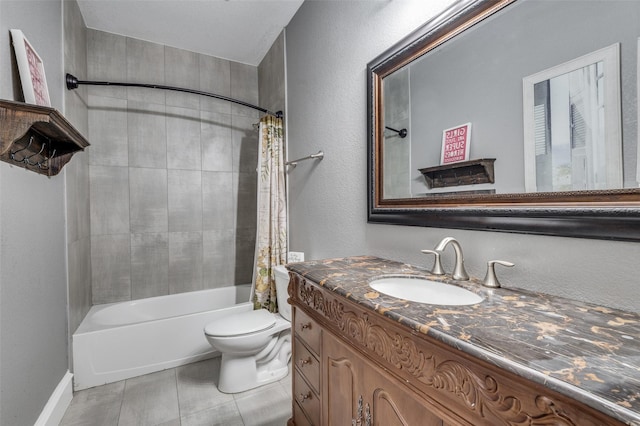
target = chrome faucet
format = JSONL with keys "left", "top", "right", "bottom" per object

{"left": 434, "top": 237, "right": 469, "bottom": 281}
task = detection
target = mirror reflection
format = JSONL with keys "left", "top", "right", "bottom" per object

{"left": 380, "top": 0, "right": 640, "bottom": 200}
{"left": 523, "top": 43, "right": 622, "bottom": 192}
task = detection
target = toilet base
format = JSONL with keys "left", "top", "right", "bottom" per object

{"left": 217, "top": 331, "right": 291, "bottom": 394}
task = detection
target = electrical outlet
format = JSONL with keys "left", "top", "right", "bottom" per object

{"left": 288, "top": 251, "right": 305, "bottom": 263}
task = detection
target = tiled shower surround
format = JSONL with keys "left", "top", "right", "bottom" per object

{"left": 87, "top": 29, "right": 259, "bottom": 304}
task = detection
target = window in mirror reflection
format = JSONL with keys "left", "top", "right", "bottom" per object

{"left": 532, "top": 62, "right": 605, "bottom": 191}
{"left": 523, "top": 44, "right": 622, "bottom": 193}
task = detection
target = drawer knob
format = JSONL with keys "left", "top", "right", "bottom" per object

{"left": 300, "top": 322, "right": 312, "bottom": 330}
{"left": 298, "top": 392, "right": 311, "bottom": 402}
{"left": 299, "top": 357, "right": 311, "bottom": 367}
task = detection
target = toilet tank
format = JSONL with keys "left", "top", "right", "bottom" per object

{"left": 274, "top": 265, "right": 292, "bottom": 321}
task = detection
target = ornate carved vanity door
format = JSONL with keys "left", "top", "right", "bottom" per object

{"left": 323, "top": 331, "right": 449, "bottom": 426}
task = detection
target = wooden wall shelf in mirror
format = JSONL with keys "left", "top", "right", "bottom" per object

{"left": 0, "top": 100, "right": 89, "bottom": 176}
{"left": 419, "top": 158, "right": 495, "bottom": 189}
{"left": 367, "top": 0, "right": 640, "bottom": 241}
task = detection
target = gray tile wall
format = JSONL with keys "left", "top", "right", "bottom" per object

{"left": 64, "top": 0, "right": 92, "bottom": 345}
{"left": 87, "top": 29, "right": 259, "bottom": 304}
{"left": 383, "top": 67, "right": 411, "bottom": 198}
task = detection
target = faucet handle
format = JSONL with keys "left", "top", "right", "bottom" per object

{"left": 420, "top": 249, "right": 445, "bottom": 275}
{"left": 483, "top": 260, "right": 514, "bottom": 288}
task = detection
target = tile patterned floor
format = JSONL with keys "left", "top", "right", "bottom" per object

{"left": 60, "top": 357, "right": 292, "bottom": 426}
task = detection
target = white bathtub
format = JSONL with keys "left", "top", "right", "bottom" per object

{"left": 72, "top": 285, "right": 252, "bottom": 391}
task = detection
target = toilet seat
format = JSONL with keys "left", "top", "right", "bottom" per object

{"left": 204, "top": 309, "right": 276, "bottom": 337}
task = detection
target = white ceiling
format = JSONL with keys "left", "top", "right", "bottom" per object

{"left": 76, "top": 0, "right": 305, "bottom": 66}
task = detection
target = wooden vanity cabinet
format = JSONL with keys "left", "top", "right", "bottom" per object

{"left": 287, "top": 272, "right": 626, "bottom": 426}
{"left": 290, "top": 302, "right": 461, "bottom": 425}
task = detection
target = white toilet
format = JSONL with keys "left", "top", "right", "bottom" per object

{"left": 204, "top": 265, "right": 292, "bottom": 393}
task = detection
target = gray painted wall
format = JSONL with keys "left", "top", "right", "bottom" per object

{"left": 285, "top": 0, "right": 640, "bottom": 313}
{"left": 86, "top": 31, "right": 260, "bottom": 303}
{"left": 0, "top": 2, "right": 69, "bottom": 424}
{"left": 259, "top": 31, "right": 286, "bottom": 116}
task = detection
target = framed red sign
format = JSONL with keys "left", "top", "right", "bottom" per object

{"left": 440, "top": 123, "right": 471, "bottom": 165}
{"left": 10, "top": 29, "right": 51, "bottom": 107}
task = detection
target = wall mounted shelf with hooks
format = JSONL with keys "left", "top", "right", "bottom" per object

{"left": 418, "top": 158, "right": 496, "bottom": 189}
{"left": 0, "top": 100, "right": 89, "bottom": 176}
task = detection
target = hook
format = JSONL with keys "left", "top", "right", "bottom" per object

{"left": 10, "top": 136, "right": 34, "bottom": 162}
{"left": 24, "top": 143, "right": 45, "bottom": 166}
{"left": 39, "top": 148, "right": 56, "bottom": 170}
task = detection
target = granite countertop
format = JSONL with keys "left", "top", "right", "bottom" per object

{"left": 286, "top": 255, "right": 640, "bottom": 425}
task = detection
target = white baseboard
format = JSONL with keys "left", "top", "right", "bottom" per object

{"left": 34, "top": 371, "right": 73, "bottom": 426}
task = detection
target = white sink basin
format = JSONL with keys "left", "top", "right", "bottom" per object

{"left": 369, "top": 276, "right": 483, "bottom": 306}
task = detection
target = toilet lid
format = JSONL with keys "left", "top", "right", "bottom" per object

{"left": 204, "top": 309, "right": 276, "bottom": 337}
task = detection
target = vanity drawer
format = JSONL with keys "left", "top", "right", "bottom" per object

{"left": 294, "top": 308, "right": 321, "bottom": 355}
{"left": 294, "top": 369, "right": 320, "bottom": 425}
{"left": 294, "top": 337, "right": 319, "bottom": 393}
{"left": 293, "top": 400, "right": 313, "bottom": 426}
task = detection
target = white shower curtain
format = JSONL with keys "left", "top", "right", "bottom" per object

{"left": 253, "top": 114, "right": 287, "bottom": 313}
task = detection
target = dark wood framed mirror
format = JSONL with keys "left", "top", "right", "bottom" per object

{"left": 367, "top": 0, "right": 640, "bottom": 241}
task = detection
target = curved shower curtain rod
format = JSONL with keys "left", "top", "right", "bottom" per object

{"left": 65, "top": 73, "right": 283, "bottom": 118}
